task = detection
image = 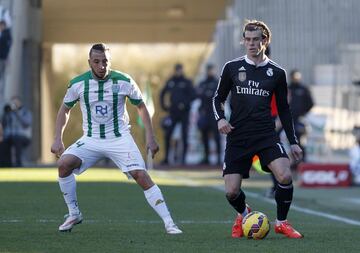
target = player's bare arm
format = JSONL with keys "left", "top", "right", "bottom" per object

{"left": 136, "top": 102, "right": 159, "bottom": 158}
{"left": 51, "top": 104, "right": 71, "bottom": 157}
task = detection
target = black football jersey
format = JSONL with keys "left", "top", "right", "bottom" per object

{"left": 213, "top": 55, "right": 298, "bottom": 145}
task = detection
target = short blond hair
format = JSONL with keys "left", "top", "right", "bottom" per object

{"left": 242, "top": 19, "right": 272, "bottom": 44}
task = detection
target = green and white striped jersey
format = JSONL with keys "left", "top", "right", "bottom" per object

{"left": 64, "top": 70, "right": 143, "bottom": 139}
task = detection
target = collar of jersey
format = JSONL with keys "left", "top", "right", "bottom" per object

{"left": 90, "top": 70, "right": 112, "bottom": 82}
{"left": 245, "top": 55, "right": 270, "bottom": 67}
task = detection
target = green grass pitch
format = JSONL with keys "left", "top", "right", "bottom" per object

{"left": 0, "top": 168, "right": 359, "bottom": 253}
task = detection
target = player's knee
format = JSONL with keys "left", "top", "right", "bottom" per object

{"left": 130, "top": 170, "right": 143, "bottom": 180}
{"left": 277, "top": 170, "right": 292, "bottom": 184}
{"left": 225, "top": 191, "right": 239, "bottom": 201}
{"left": 57, "top": 159, "right": 76, "bottom": 177}
{"left": 130, "top": 170, "right": 154, "bottom": 190}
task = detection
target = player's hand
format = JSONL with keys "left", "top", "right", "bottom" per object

{"left": 218, "top": 119, "right": 234, "bottom": 134}
{"left": 290, "top": 144, "right": 303, "bottom": 162}
{"left": 147, "top": 137, "right": 159, "bottom": 158}
{"left": 51, "top": 139, "right": 65, "bottom": 158}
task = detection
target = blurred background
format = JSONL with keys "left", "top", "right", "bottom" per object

{"left": 0, "top": 0, "right": 359, "bottom": 176}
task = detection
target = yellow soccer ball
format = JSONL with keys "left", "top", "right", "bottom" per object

{"left": 242, "top": 211, "right": 270, "bottom": 239}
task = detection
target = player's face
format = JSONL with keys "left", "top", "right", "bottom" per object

{"left": 243, "top": 30, "right": 268, "bottom": 58}
{"left": 89, "top": 50, "right": 111, "bottom": 80}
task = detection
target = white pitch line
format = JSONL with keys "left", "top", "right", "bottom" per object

{"left": 212, "top": 185, "right": 360, "bottom": 226}
{"left": 0, "top": 219, "right": 233, "bottom": 224}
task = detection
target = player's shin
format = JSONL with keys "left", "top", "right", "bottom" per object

{"left": 58, "top": 173, "right": 80, "bottom": 216}
{"left": 226, "top": 190, "right": 248, "bottom": 216}
{"left": 275, "top": 181, "right": 293, "bottom": 221}
{"left": 144, "top": 184, "right": 173, "bottom": 224}
{"left": 144, "top": 184, "right": 182, "bottom": 234}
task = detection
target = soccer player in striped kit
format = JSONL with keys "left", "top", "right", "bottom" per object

{"left": 213, "top": 20, "right": 303, "bottom": 238}
{"left": 51, "top": 43, "right": 182, "bottom": 234}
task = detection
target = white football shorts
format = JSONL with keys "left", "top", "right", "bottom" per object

{"left": 62, "top": 132, "right": 146, "bottom": 178}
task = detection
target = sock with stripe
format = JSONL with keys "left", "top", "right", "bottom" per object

{"left": 275, "top": 181, "right": 293, "bottom": 221}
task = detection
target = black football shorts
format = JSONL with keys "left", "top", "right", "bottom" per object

{"left": 223, "top": 137, "right": 289, "bottom": 178}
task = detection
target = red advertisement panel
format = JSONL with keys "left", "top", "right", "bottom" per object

{"left": 298, "top": 163, "right": 351, "bottom": 187}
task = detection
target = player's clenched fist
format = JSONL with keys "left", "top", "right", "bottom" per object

{"left": 51, "top": 140, "right": 65, "bottom": 158}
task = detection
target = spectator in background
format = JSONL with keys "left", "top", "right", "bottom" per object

{"left": 8, "top": 96, "right": 32, "bottom": 167}
{"left": 160, "top": 63, "right": 195, "bottom": 165}
{"left": 0, "top": 103, "right": 13, "bottom": 167}
{"left": 288, "top": 69, "right": 314, "bottom": 161}
{"left": 350, "top": 126, "right": 360, "bottom": 185}
{"left": 0, "top": 20, "right": 12, "bottom": 79}
{"left": 0, "top": 121, "right": 3, "bottom": 142}
{"left": 0, "top": 122, "right": 3, "bottom": 167}
{"left": 196, "top": 63, "right": 221, "bottom": 165}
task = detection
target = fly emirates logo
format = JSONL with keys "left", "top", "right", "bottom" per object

{"left": 236, "top": 80, "right": 270, "bottom": 97}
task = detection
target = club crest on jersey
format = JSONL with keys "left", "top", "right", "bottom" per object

{"left": 112, "top": 83, "right": 120, "bottom": 93}
{"left": 238, "top": 72, "right": 246, "bottom": 82}
{"left": 266, "top": 68, "right": 273, "bottom": 77}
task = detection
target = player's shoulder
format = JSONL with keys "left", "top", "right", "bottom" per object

{"left": 110, "top": 70, "right": 132, "bottom": 83}
{"left": 69, "top": 71, "right": 92, "bottom": 88}
{"left": 268, "top": 60, "right": 287, "bottom": 75}
{"left": 220, "top": 56, "right": 245, "bottom": 74}
{"left": 224, "top": 56, "right": 246, "bottom": 68}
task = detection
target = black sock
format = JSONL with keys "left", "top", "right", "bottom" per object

{"left": 275, "top": 182, "right": 293, "bottom": 221}
{"left": 226, "top": 190, "right": 246, "bottom": 214}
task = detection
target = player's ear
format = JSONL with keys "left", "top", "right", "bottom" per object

{"left": 262, "top": 37, "right": 268, "bottom": 46}
{"left": 88, "top": 59, "right": 91, "bottom": 67}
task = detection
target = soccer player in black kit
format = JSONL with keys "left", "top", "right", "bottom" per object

{"left": 213, "top": 20, "right": 303, "bottom": 238}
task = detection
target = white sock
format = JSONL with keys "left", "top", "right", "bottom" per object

{"left": 241, "top": 206, "right": 249, "bottom": 217}
{"left": 58, "top": 174, "right": 79, "bottom": 216}
{"left": 276, "top": 219, "right": 287, "bottom": 225}
{"left": 144, "top": 185, "right": 173, "bottom": 225}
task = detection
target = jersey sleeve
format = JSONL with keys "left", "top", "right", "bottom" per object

{"left": 63, "top": 83, "right": 80, "bottom": 108}
{"left": 213, "top": 63, "right": 232, "bottom": 121}
{"left": 274, "top": 70, "right": 298, "bottom": 144}
{"left": 126, "top": 77, "right": 143, "bottom": 105}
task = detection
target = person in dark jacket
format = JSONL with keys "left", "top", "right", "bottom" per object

{"left": 8, "top": 96, "right": 32, "bottom": 167}
{"left": 288, "top": 69, "right": 314, "bottom": 161}
{"left": 0, "top": 20, "right": 12, "bottom": 99}
{"left": 196, "top": 63, "right": 221, "bottom": 165}
{"left": 0, "top": 104, "right": 13, "bottom": 167}
{"left": 160, "top": 63, "right": 195, "bottom": 165}
{"left": 0, "top": 20, "right": 12, "bottom": 79}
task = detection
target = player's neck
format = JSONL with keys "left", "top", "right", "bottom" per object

{"left": 91, "top": 70, "right": 110, "bottom": 81}
{"left": 246, "top": 53, "right": 267, "bottom": 66}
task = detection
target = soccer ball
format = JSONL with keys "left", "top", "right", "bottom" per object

{"left": 242, "top": 211, "right": 270, "bottom": 239}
